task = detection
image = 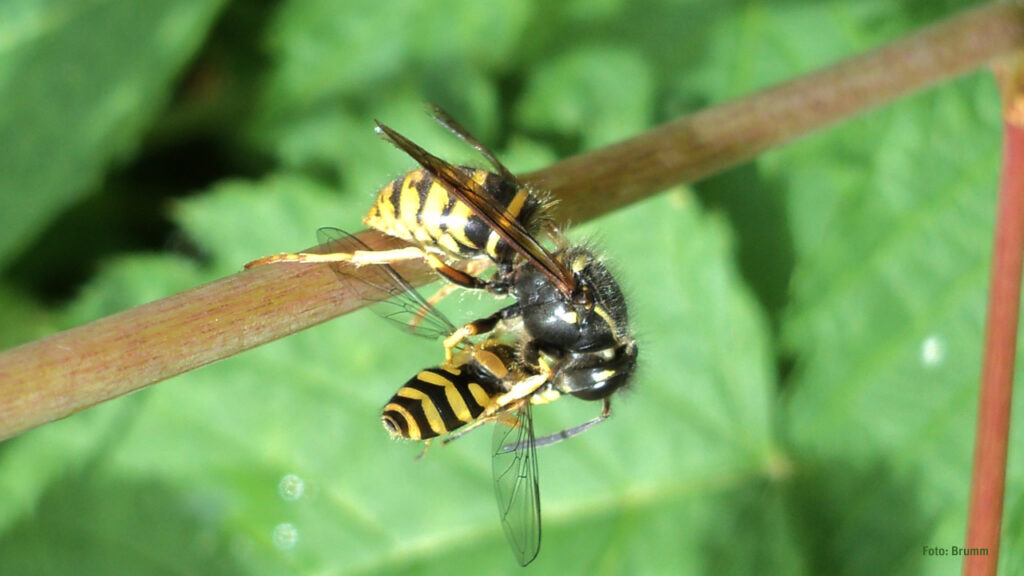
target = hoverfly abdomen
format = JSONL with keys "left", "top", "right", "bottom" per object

{"left": 381, "top": 351, "right": 508, "bottom": 440}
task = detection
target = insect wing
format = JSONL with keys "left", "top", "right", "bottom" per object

{"left": 428, "top": 105, "right": 514, "bottom": 180}
{"left": 491, "top": 402, "right": 542, "bottom": 566}
{"left": 375, "top": 121, "right": 576, "bottom": 300}
{"left": 316, "top": 227, "right": 456, "bottom": 340}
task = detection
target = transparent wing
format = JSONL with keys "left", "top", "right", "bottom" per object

{"left": 491, "top": 401, "right": 542, "bottom": 566}
{"left": 316, "top": 227, "right": 456, "bottom": 340}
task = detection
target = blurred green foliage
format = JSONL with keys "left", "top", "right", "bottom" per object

{"left": 0, "top": 0, "right": 1017, "bottom": 574}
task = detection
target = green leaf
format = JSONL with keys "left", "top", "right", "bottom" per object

{"left": 0, "top": 284, "right": 57, "bottom": 349}
{"left": 1, "top": 1, "right": 1013, "bottom": 575}
{"left": 1, "top": 180, "right": 782, "bottom": 574}
{"left": 779, "top": 76, "right": 1015, "bottom": 574}
{"left": 0, "top": 0, "right": 228, "bottom": 265}
{"left": 516, "top": 47, "right": 654, "bottom": 149}
{"left": 261, "top": 0, "right": 530, "bottom": 111}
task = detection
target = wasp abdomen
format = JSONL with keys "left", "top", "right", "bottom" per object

{"left": 364, "top": 167, "right": 537, "bottom": 262}
{"left": 381, "top": 364, "right": 501, "bottom": 440}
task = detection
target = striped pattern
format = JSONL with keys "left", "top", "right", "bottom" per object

{"left": 381, "top": 362, "right": 501, "bottom": 440}
{"left": 363, "top": 167, "right": 535, "bottom": 263}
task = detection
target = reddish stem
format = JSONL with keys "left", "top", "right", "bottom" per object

{"left": 963, "top": 55, "right": 1024, "bottom": 576}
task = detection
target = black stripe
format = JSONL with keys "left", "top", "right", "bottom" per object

{"left": 455, "top": 361, "right": 505, "bottom": 416}
{"left": 483, "top": 171, "right": 516, "bottom": 207}
{"left": 389, "top": 177, "right": 403, "bottom": 216}
{"left": 381, "top": 410, "right": 408, "bottom": 437}
{"left": 389, "top": 394, "right": 437, "bottom": 439}
{"left": 405, "top": 373, "right": 465, "bottom": 432}
{"left": 414, "top": 171, "right": 435, "bottom": 220}
{"left": 438, "top": 190, "right": 456, "bottom": 235}
{"left": 451, "top": 376, "right": 488, "bottom": 419}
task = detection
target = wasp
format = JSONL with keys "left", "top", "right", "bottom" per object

{"left": 246, "top": 106, "right": 557, "bottom": 311}
{"left": 314, "top": 228, "right": 607, "bottom": 566}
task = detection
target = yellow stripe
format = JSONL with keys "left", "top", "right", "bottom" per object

{"left": 467, "top": 382, "right": 492, "bottom": 408}
{"left": 398, "top": 384, "right": 446, "bottom": 435}
{"left": 421, "top": 183, "right": 449, "bottom": 241}
{"left": 444, "top": 385, "right": 472, "bottom": 422}
{"left": 593, "top": 304, "right": 617, "bottom": 335}
{"left": 505, "top": 187, "right": 530, "bottom": 219}
{"left": 363, "top": 203, "right": 381, "bottom": 227}
{"left": 399, "top": 175, "right": 423, "bottom": 232}
{"left": 485, "top": 230, "right": 501, "bottom": 259}
{"left": 415, "top": 370, "right": 474, "bottom": 424}
{"left": 383, "top": 402, "right": 421, "bottom": 439}
{"left": 416, "top": 369, "right": 455, "bottom": 388}
{"left": 364, "top": 184, "right": 395, "bottom": 229}
{"left": 437, "top": 233, "right": 461, "bottom": 254}
{"left": 412, "top": 224, "right": 433, "bottom": 245}
{"left": 447, "top": 201, "right": 476, "bottom": 249}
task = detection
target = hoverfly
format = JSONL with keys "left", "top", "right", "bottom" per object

{"left": 312, "top": 229, "right": 607, "bottom": 565}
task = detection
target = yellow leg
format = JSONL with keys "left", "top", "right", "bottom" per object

{"left": 484, "top": 373, "right": 550, "bottom": 418}
{"left": 441, "top": 305, "right": 510, "bottom": 363}
{"left": 408, "top": 283, "right": 461, "bottom": 331}
{"left": 244, "top": 247, "right": 429, "bottom": 269}
{"left": 409, "top": 257, "right": 494, "bottom": 330}
{"left": 530, "top": 387, "right": 562, "bottom": 406}
{"left": 442, "top": 325, "right": 477, "bottom": 363}
{"left": 414, "top": 439, "right": 433, "bottom": 461}
{"left": 348, "top": 247, "right": 430, "bottom": 265}
{"left": 440, "top": 411, "right": 500, "bottom": 445}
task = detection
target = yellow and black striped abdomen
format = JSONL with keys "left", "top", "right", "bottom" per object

{"left": 382, "top": 362, "right": 503, "bottom": 440}
{"left": 363, "top": 167, "right": 538, "bottom": 263}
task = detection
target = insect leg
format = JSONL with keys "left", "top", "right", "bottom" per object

{"left": 421, "top": 252, "right": 493, "bottom": 291}
{"left": 407, "top": 283, "right": 460, "bottom": 330}
{"left": 440, "top": 409, "right": 504, "bottom": 446}
{"left": 479, "top": 367, "right": 552, "bottom": 421}
{"left": 414, "top": 439, "right": 433, "bottom": 461}
{"left": 441, "top": 304, "right": 519, "bottom": 362}
{"left": 245, "top": 244, "right": 497, "bottom": 295}
{"left": 443, "top": 368, "right": 549, "bottom": 448}
{"left": 527, "top": 398, "right": 612, "bottom": 450}
{"left": 243, "top": 246, "right": 425, "bottom": 269}
{"left": 440, "top": 376, "right": 547, "bottom": 449}
{"left": 407, "top": 260, "right": 496, "bottom": 330}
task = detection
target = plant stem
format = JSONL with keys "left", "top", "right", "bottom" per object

{"left": 526, "top": 2, "right": 1024, "bottom": 224}
{"left": 1, "top": 2, "right": 1023, "bottom": 441}
{"left": 963, "top": 51, "right": 1024, "bottom": 576}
